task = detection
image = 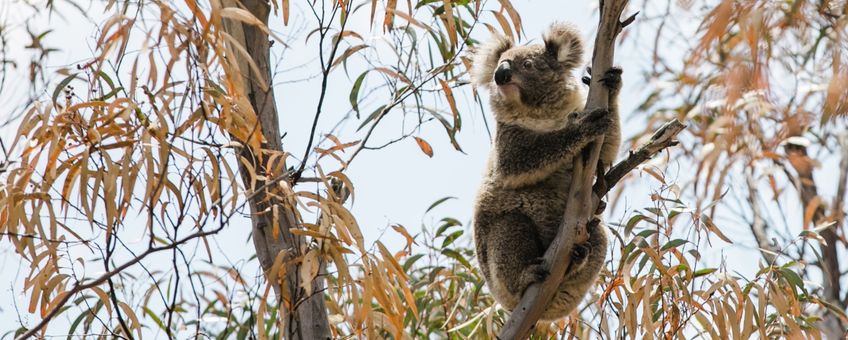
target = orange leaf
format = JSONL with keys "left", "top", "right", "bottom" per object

{"left": 490, "top": 10, "right": 514, "bottom": 40}
{"left": 442, "top": 0, "right": 457, "bottom": 48}
{"left": 283, "top": 0, "right": 290, "bottom": 25}
{"left": 383, "top": 0, "right": 397, "bottom": 30}
{"left": 803, "top": 196, "right": 821, "bottom": 230}
{"left": 498, "top": 0, "right": 522, "bottom": 39}
{"left": 439, "top": 79, "right": 460, "bottom": 131}
{"left": 414, "top": 137, "right": 433, "bottom": 157}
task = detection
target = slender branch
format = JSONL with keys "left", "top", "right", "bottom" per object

{"left": 744, "top": 172, "right": 779, "bottom": 264}
{"left": 593, "top": 119, "right": 685, "bottom": 197}
{"left": 498, "top": 2, "right": 634, "bottom": 337}
{"left": 294, "top": 1, "right": 351, "bottom": 181}
{"left": 834, "top": 132, "right": 848, "bottom": 226}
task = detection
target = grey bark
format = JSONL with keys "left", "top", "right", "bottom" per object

{"left": 221, "top": 0, "right": 332, "bottom": 338}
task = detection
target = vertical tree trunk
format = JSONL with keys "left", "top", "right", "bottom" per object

{"left": 220, "top": 0, "right": 332, "bottom": 338}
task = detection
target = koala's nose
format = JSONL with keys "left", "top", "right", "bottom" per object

{"left": 494, "top": 61, "right": 512, "bottom": 85}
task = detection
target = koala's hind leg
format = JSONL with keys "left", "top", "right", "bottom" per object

{"left": 488, "top": 213, "right": 549, "bottom": 298}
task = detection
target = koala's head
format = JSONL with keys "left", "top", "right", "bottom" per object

{"left": 471, "top": 22, "right": 585, "bottom": 126}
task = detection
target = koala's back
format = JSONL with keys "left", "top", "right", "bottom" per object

{"left": 470, "top": 21, "right": 612, "bottom": 322}
{"left": 475, "top": 165, "right": 572, "bottom": 241}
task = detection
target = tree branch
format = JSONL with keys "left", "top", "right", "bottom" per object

{"left": 593, "top": 119, "right": 685, "bottom": 197}
{"left": 744, "top": 172, "right": 779, "bottom": 264}
{"left": 498, "top": 2, "right": 638, "bottom": 337}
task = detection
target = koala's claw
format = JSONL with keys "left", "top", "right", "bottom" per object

{"left": 567, "top": 243, "right": 591, "bottom": 273}
{"left": 600, "top": 67, "right": 623, "bottom": 91}
{"left": 587, "top": 217, "right": 601, "bottom": 228}
{"left": 572, "top": 243, "right": 590, "bottom": 261}
{"left": 595, "top": 199, "right": 607, "bottom": 215}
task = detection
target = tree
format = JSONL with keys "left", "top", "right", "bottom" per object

{"left": 0, "top": 0, "right": 499, "bottom": 338}
{"left": 1, "top": 0, "right": 847, "bottom": 339}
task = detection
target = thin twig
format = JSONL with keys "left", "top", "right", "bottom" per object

{"left": 294, "top": 2, "right": 352, "bottom": 182}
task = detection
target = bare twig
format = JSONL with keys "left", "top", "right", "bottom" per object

{"left": 498, "top": 2, "right": 635, "bottom": 337}
{"left": 294, "top": 1, "right": 351, "bottom": 182}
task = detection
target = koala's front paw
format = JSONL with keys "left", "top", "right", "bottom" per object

{"left": 567, "top": 111, "right": 580, "bottom": 124}
{"left": 518, "top": 258, "right": 549, "bottom": 293}
{"left": 600, "top": 67, "right": 622, "bottom": 93}
{"left": 581, "top": 108, "right": 609, "bottom": 122}
{"left": 579, "top": 108, "right": 613, "bottom": 136}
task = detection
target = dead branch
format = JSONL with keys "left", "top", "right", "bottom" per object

{"left": 498, "top": 2, "right": 638, "bottom": 337}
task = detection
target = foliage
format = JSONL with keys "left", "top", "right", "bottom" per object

{"left": 0, "top": 0, "right": 846, "bottom": 339}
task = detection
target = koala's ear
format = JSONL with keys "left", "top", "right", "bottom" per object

{"left": 543, "top": 22, "right": 584, "bottom": 70}
{"left": 471, "top": 35, "right": 513, "bottom": 89}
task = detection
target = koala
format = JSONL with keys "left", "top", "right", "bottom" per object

{"left": 470, "top": 22, "right": 621, "bottom": 321}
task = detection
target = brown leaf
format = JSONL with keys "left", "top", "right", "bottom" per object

{"left": 331, "top": 44, "right": 369, "bottom": 69}
{"left": 803, "top": 196, "right": 821, "bottom": 230}
{"left": 300, "top": 249, "right": 320, "bottom": 296}
{"left": 439, "top": 79, "right": 460, "bottom": 131}
{"left": 383, "top": 0, "right": 397, "bottom": 30}
{"left": 490, "top": 10, "right": 514, "bottom": 40}
{"left": 498, "top": 0, "right": 522, "bottom": 39}
{"left": 414, "top": 137, "right": 433, "bottom": 157}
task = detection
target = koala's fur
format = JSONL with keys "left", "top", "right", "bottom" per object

{"left": 471, "top": 22, "right": 620, "bottom": 321}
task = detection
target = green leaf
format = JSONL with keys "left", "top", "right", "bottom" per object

{"left": 349, "top": 71, "right": 368, "bottom": 118}
{"left": 94, "top": 87, "right": 123, "bottom": 101}
{"left": 426, "top": 196, "right": 457, "bottom": 214}
{"left": 143, "top": 307, "right": 168, "bottom": 332}
{"left": 96, "top": 70, "right": 116, "bottom": 90}
{"left": 693, "top": 267, "right": 717, "bottom": 278}
{"left": 634, "top": 229, "right": 658, "bottom": 239}
{"left": 625, "top": 215, "right": 648, "bottom": 234}
{"left": 436, "top": 217, "right": 462, "bottom": 237}
{"left": 52, "top": 73, "right": 78, "bottom": 107}
{"left": 440, "top": 230, "right": 463, "bottom": 249}
{"left": 403, "top": 254, "right": 425, "bottom": 271}
{"left": 779, "top": 267, "right": 806, "bottom": 296}
{"left": 442, "top": 249, "right": 472, "bottom": 269}
{"left": 67, "top": 309, "right": 91, "bottom": 340}
{"left": 660, "top": 239, "right": 688, "bottom": 251}
{"left": 357, "top": 105, "right": 386, "bottom": 131}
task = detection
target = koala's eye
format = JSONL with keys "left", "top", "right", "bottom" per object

{"left": 522, "top": 60, "right": 534, "bottom": 69}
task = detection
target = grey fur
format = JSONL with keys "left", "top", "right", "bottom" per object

{"left": 471, "top": 22, "right": 621, "bottom": 321}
